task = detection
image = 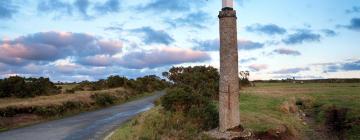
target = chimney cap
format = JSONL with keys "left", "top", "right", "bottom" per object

{"left": 222, "top": 0, "right": 233, "bottom": 8}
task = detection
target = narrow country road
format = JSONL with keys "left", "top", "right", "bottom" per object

{"left": 0, "top": 91, "right": 165, "bottom": 140}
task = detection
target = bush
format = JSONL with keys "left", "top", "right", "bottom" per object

{"left": 161, "top": 87, "right": 219, "bottom": 130}
{"left": 91, "top": 93, "right": 117, "bottom": 106}
{"left": 71, "top": 75, "right": 168, "bottom": 94}
{"left": 163, "top": 66, "right": 219, "bottom": 99}
{"left": 0, "top": 76, "right": 61, "bottom": 98}
{"left": 65, "top": 89, "right": 75, "bottom": 94}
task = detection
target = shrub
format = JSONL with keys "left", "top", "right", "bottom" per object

{"left": 161, "top": 87, "right": 219, "bottom": 130}
{"left": 91, "top": 93, "right": 117, "bottom": 106}
{"left": 65, "top": 89, "right": 75, "bottom": 94}
{"left": 163, "top": 66, "right": 219, "bottom": 99}
{"left": 0, "top": 76, "right": 61, "bottom": 98}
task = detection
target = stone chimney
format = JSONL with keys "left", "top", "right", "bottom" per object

{"left": 218, "top": 0, "right": 241, "bottom": 132}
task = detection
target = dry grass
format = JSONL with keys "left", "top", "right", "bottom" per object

{"left": 0, "top": 87, "right": 152, "bottom": 131}
{"left": 0, "top": 87, "right": 126, "bottom": 108}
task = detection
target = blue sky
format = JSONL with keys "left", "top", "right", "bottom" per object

{"left": 0, "top": 0, "right": 359, "bottom": 81}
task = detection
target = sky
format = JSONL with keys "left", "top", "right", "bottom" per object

{"left": 0, "top": 0, "right": 359, "bottom": 82}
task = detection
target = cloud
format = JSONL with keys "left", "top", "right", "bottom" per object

{"left": 249, "top": 64, "right": 268, "bottom": 72}
{"left": 131, "top": 27, "right": 175, "bottom": 45}
{"left": 272, "top": 67, "right": 309, "bottom": 74}
{"left": 240, "top": 57, "right": 257, "bottom": 63}
{"left": 346, "top": 6, "right": 360, "bottom": 14}
{"left": 324, "top": 60, "right": 360, "bottom": 72}
{"left": 167, "top": 11, "right": 211, "bottom": 28}
{"left": 117, "top": 47, "right": 211, "bottom": 69}
{"left": 0, "top": 31, "right": 123, "bottom": 65}
{"left": 0, "top": 63, "right": 8, "bottom": 72}
{"left": 0, "top": 0, "right": 18, "bottom": 19}
{"left": 342, "top": 18, "right": 360, "bottom": 31}
{"left": 37, "top": 0, "right": 73, "bottom": 17}
{"left": 37, "top": 0, "right": 121, "bottom": 19}
{"left": 193, "top": 39, "right": 219, "bottom": 51}
{"left": 94, "top": 0, "right": 120, "bottom": 15}
{"left": 77, "top": 55, "right": 115, "bottom": 67}
{"left": 193, "top": 39, "right": 264, "bottom": 51}
{"left": 282, "top": 30, "right": 321, "bottom": 45}
{"left": 246, "top": 24, "right": 287, "bottom": 35}
{"left": 74, "top": 0, "right": 91, "bottom": 19}
{"left": 321, "top": 29, "right": 337, "bottom": 37}
{"left": 238, "top": 40, "right": 264, "bottom": 50}
{"left": 273, "top": 48, "right": 301, "bottom": 56}
{"left": 137, "top": 0, "right": 194, "bottom": 12}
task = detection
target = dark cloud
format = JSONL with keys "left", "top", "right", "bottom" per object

{"left": 238, "top": 40, "right": 264, "bottom": 50}
{"left": 117, "top": 47, "right": 211, "bottom": 69}
{"left": 138, "top": 0, "right": 192, "bottom": 12}
{"left": 38, "top": 0, "right": 121, "bottom": 19}
{"left": 346, "top": 6, "right": 360, "bottom": 14}
{"left": 321, "top": 29, "right": 337, "bottom": 37}
{"left": 324, "top": 60, "right": 360, "bottom": 72}
{"left": 343, "top": 18, "right": 360, "bottom": 31}
{"left": 193, "top": 39, "right": 264, "bottom": 51}
{"left": 75, "top": 46, "right": 210, "bottom": 69}
{"left": 282, "top": 30, "right": 321, "bottom": 45}
{"left": 131, "top": 27, "right": 174, "bottom": 45}
{"left": 0, "top": 0, "right": 18, "bottom": 19}
{"left": 193, "top": 39, "right": 218, "bottom": 51}
{"left": 273, "top": 48, "right": 301, "bottom": 56}
{"left": 37, "top": 0, "right": 73, "bottom": 17}
{"left": 74, "top": 0, "right": 91, "bottom": 19}
{"left": 246, "top": 24, "right": 287, "bottom": 35}
{"left": 248, "top": 64, "right": 267, "bottom": 72}
{"left": 240, "top": 57, "right": 257, "bottom": 63}
{"left": 167, "top": 11, "right": 211, "bottom": 28}
{"left": 0, "top": 31, "right": 123, "bottom": 66}
{"left": 0, "top": 63, "right": 6, "bottom": 72}
{"left": 272, "top": 67, "right": 309, "bottom": 74}
{"left": 94, "top": 0, "right": 121, "bottom": 14}
{"left": 77, "top": 55, "right": 115, "bottom": 67}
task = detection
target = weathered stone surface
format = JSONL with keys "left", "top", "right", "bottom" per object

{"left": 218, "top": 9, "right": 240, "bottom": 132}
{"left": 205, "top": 128, "right": 253, "bottom": 140}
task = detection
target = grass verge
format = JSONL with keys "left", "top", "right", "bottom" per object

{"left": 110, "top": 83, "right": 360, "bottom": 140}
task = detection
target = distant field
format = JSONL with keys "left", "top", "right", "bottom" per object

{"left": 110, "top": 82, "right": 360, "bottom": 140}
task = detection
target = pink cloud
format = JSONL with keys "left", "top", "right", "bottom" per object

{"left": 249, "top": 64, "right": 268, "bottom": 71}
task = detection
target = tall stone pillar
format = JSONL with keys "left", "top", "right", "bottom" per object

{"left": 218, "top": 4, "right": 240, "bottom": 132}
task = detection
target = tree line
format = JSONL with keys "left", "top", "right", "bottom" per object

{"left": 71, "top": 75, "right": 168, "bottom": 94}
{"left": 0, "top": 76, "right": 61, "bottom": 98}
{"left": 0, "top": 75, "right": 169, "bottom": 99}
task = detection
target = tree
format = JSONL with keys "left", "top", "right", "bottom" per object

{"left": 239, "top": 71, "right": 251, "bottom": 86}
{"left": 0, "top": 76, "right": 61, "bottom": 98}
{"left": 164, "top": 66, "right": 219, "bottom": 99}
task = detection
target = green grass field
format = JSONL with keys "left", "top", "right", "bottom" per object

{"left": 110, "top": 82, "right": 360, "bottom": 140}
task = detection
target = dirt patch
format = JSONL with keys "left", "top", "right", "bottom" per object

{"left": 325, "top": 106, "right": 351, "bottom": 140}
{"left": 254, "top": 125, "right": 296, "bottom": 140}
